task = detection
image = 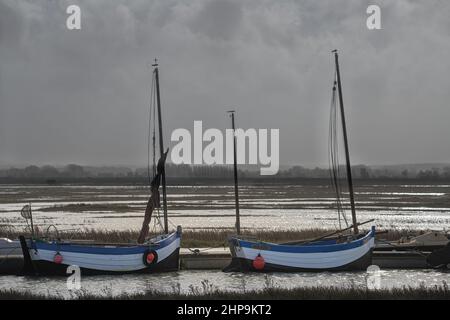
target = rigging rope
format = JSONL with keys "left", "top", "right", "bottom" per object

{"left": 376, "top": 238, "right": 429, "bottom": 258}
{"left": 145, "top": 66, "right": 176, "bottom": 236}
{"left": 328, "top": 71, "right": 348, "bottom": 228}
{"left": 187, "top": 245, "right": 227, "bottom": 255}
{"left": 152, "top": 72, "right": 157, "bottom": 178}
{"left": 146, "top": 69, "right": 165, "bottom": 235}
{"left": 147, "top": 73, "right": 156, "bottom": 185}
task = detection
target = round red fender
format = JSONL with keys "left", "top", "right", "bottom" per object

{"left": 143, "top": 250, "right": 158, "bottom": 266}
{"left": 146, "top": 252, "right": 155, "bottom": 264}
{"left": 54, "top": 253, "right": 63, "bottom": 264}
{"left": 252, "top": 253, "right": 265, "bottom": 270}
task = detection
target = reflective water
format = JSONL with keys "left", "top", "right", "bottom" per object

{"left": 1, "top": 183, "right": 449, "bottom": 231}
{"left": 0, "top": 269, "right": 448, "bottom": 298}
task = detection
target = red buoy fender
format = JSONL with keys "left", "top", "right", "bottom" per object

{"left": 54, "top": 252, "right": 63, "bottom": 264}
{"left": 143, "top": 249, "right": 158, "bottom": 266}
{"left": 252, "top": 253, "right": 265, "bottom": 270}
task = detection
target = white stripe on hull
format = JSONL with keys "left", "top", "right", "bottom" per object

{"left": 234, "top": 238, "right": 374, "bottom": 269}
{"left": 29, "top": 238, "right": 180, "bottom": 272}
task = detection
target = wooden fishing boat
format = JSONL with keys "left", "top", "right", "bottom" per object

{"left": 19, "top": 229, "right": 181, "bottom": 275}
{"left": 224, "top": 51, "right": 375, "bottom": 272}
{"left": 19, "top": 61, "right": 182, "bottom": 275}
{"left": 225, "top": 228, "right": 375, "bottom": 272}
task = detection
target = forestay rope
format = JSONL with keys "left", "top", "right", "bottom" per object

{"left": 147, "top": 69, "right": 164, "bottom": 234}
{"left": 328, "top": 71, "right": 349, "bottom": 229}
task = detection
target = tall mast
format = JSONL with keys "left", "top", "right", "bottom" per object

{"left": 153, "top": 59, "right": 169, "bottom": 234}
{"left": 333, "top": 50, "right": 358, "bottom": 234}
{"left": 228, "top": 110, "right": 241, "bottom": 235}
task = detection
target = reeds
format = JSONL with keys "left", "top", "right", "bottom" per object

{"left": 1, "top": 282, "right": 448, "bottom": 300}
{"left": 0, "top": 226, "right": 428, "bottom": 248}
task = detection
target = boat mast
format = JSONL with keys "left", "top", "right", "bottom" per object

{"left": 333, "top": 50, "right": 358, "bottom": 234}
{"left": 228, "top": 110, "right": 241, "bottom": 235}
{"left": 153, "top": 59, "right": 169, "bottom": 234}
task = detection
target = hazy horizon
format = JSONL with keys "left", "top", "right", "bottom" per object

{"left": 2, "top": 162, "right": 450, "bottom": 171}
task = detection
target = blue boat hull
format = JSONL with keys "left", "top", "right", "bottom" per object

{"left": 20, "top": 228, "right": 181, "bottom": 276}
{"left": 27, "top": 247, "right": 180, "bottom": 276}
{"left": 224, "top": 227, "right": 376, "bottom": 272}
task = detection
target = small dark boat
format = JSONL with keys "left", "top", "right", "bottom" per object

{"left": 427, "top": 243, "right": 450, "bottom": 269}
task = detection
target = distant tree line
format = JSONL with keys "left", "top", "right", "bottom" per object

{"left": 278, "top": 165, "right": 450, "bottom": 180}
{"left": 0, "top": 164, "right": 235, "bottom": 179}
{"left": 1, "top": 164, "right": 87, "bottom": 178}
{"left": 1, "top": 164, "right": 450, "bottom": 180}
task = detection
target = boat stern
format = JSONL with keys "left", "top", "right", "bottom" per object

{"left": 222, "top": 235, "right": 253, "bottom": 272}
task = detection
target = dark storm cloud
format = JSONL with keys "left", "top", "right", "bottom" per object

{"left": 1, "top": 0, "right": 450, "bottom": 167}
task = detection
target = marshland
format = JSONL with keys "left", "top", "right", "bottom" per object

{"left": 1, "top": 279, "right": 450, "bottom": 300}
{"left": 1, "top": 178, "right": 449, "bottom": 299}
{"left": 2, "top": 179, "right": 450, "bottom": 233}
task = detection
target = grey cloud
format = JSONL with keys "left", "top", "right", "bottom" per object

{"left": 1, "top": 0, "right": 450, "bottom": 167}
{"left": 189, "top": 0, "right": 243, "bottom": 41}
{"left": 0, "top": 1, "right": 23, "bottom": 46}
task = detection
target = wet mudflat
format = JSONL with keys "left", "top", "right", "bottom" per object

{"left": 1, "top": 182, "right": 449, "bottom": 232}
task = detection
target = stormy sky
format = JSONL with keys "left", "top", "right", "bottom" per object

{"left": 1, "top": 0, "right": 450, "bottom": 167}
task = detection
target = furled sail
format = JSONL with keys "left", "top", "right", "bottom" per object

{"left": 137, "top": 149, "right": 169, "bottom": 244}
